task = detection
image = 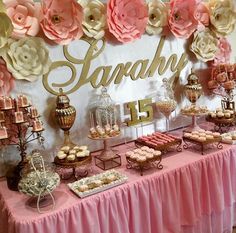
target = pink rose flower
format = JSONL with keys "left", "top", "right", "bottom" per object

{"left": 194, "top": 2, "right": 210, "bottom": 29}
{"left": 40, "top": 0, "right": 83, "bottom": 45}
{"left": 3, "top": 0, "right": 41, "bottom": 39}
{"left": 107, "top": 0, "right": 148, "bottom": 43}
{"left": 0, "top": 58, "right": 15, "bottom": 95}
{"left": 168, "top": 0, "right": 198, "bottom": 39}
{"left": 213, "top": 38, "right": 232, "bottom": 66}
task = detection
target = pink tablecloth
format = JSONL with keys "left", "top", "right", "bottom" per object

{"left": 1, "top": 144, "right": 236, "bottom": 233}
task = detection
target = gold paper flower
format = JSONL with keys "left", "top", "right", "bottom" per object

{"left": 0, "top": 12, "right": 13, "bottom": 49}
{"left": 208, "top": 0, "right": 236, "bottom": 36}
{"left": 146, "top": 0, "right": 168, "bottom": 35}
{"left": 0, "top": 0, "right": 5, "bottom": 13}
{"left": 190, "top": 28, "right": 218, "bottom": 62}
{"left": 0, "top": 37, "right": 51, "bottom": 82}
{"left": 79, "top": 0, "right": 106, "bottom": 39}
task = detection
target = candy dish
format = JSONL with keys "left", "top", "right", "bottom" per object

{"left": 68, "top": 170, "right": 128, "bottom": 198}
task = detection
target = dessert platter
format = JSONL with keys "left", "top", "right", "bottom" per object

{"left": 54, "top": 145, "right": 92, "bottom": 179}
{"left": 183, "top": 130, "right": 223, "bottom": 155}
{"left": 135, "top": 131, "right": 182, "bottom": 153}
{"left": 221, "top": 131, "right": 236, "bottom": 144}
{"left": 125, "top": 146, "right": 162, "bottom": 176}
{"left": 181, "top": 105, "right": 209, "bottom": 132}
{"left": 68, "top": 170, "right": 128, "bottom": 198}
{"left": 206, "top": 108, "right": 236, "bottom": 133}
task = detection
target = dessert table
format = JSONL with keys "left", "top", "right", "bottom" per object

{"left": 1, "top": 142, "right": 236, "bottom": 233}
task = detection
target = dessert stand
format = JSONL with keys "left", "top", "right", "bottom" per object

{"left": 89, "top": 134, "right": 121, "bottom": 170}
{"left": 183, "top": 136, "right": 223, "bottom": 155}
{"left": 182, "top": 69, "right": 206, "bottom": 132}
{"left": 126, "top": 155, "right": 163, "bottom": 176}
{"left": 88, "top": 88, "right": 122, "bottom": 170}
{"left": 53, "top": 89, "right": 92, "bottom": 179}
{"left": 0, "top": 95, "right": 45, "bottom": 191}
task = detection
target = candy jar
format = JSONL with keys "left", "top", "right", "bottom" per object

{"left": 184, "top": 68, "right": 202, "bottom": 105}
{"left": 156, "top": 78, "right": 177, "bottom": 131}
{"left": 54, "top": 88, "right": 76, "bottom": 146}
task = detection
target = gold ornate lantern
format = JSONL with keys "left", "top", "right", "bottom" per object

{"left": 55, "top": 88, "right": 76, "bottom": 146}
{"left": 184, "top": 68, "right": 202, "bottom": 105}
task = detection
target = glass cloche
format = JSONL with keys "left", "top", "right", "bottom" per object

{"left": 89, "top": 88, "right": 120, "bottom": 138}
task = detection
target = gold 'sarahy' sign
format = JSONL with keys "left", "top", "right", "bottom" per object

{"left": 43, "top": 36, "right": 189, "bottom": 95}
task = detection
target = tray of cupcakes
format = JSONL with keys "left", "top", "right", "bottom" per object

{"left": 125, "top": 146, "right": 162, "bottom": 176}
{"left": 206, "top": 108, "right": 235, "bottom": 123}
{"left": 221, "top": 131, "right": 236, "bottom": 144}
{"left": 68, "top": 170, "right": 128, "bottom": 198}
{"left": 183, "top": 130, "right": 223, "bottom": 154}
{"left": 135, "top": 132, "right": 182, "bottom": 153}
{"left": 54, "top": 145, "right": 92, "bottom": 167}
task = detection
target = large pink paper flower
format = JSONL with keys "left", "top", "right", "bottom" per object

{"left": 194, "top": 2, "right": 210, "bottom": 29}
{"left": 168, "top": 0, "right": 198, "bottom": 39}
{"left": 213, "top": 38, "right": 232, "bottom": 66}
{"left": 0, "top": 58, "right": 14, "bottom": 95}
{"left": 107, "top": 0, "right": 148, "bottom": 43}
{"left": 40, "top": 0, "right": 83, "bottom": 45}
{"left": 3, "top": 0, "right": 41, "bottom": 39}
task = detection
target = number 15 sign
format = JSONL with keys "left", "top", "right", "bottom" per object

{"left": 125, "top": 98, "right": 154, "bottom": 126}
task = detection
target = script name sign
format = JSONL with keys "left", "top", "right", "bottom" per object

{"left": 43, "top": 36, "right": 188, "bottom": 95}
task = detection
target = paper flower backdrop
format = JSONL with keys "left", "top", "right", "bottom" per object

{"left": 0, "top": 0, "right": 235, "bottom": 89}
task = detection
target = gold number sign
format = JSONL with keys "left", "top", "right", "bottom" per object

{"left": 126, "top": 98, "right": 154, "bottom": 126}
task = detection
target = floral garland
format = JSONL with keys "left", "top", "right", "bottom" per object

{"left": 0, "top": 0, "right": 235, "bottom": 94}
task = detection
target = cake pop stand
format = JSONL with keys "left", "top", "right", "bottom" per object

{"left": 88, "top": 134, "right": 121, "bottom": 170}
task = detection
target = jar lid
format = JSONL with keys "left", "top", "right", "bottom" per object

{"left": 56, "top": 88, "right": 70, "bottom": 106}
{"left": 187, "top": 68, "right": 199, "bottom": 82}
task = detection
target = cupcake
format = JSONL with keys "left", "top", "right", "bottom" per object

{"left": 217, "top": 112, "right": 224, "bottom": 118}
{"left": 198, "top": 136, "right": 206, "bottom": 142}
{"left": 212, "top": 132, "right": 221, "bottom": 138}
{"left": 77, "top": 184, "right": 89, "bottom": 192}
{"left": 61, "top": 146, "right": 70, "bottom": 153}
{"left": 67, "top": 154, "right": 76, "bottom": 161}
{"left": 57, "top": 151, "right": 67, "bottom": 160}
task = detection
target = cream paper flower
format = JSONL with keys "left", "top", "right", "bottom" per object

{"left": 208, "top": 0, "right": 236, "bottom": 36}
{"left": 190, "top": 29, "right": 218, "bottom": 62}
{"left": 79, "top": 0, "right": 106, "bottom": 39}
{"left": 146, "top": 0, "right": 168, "bottom": 35}
{"left": 0, "top": 12, "right": 13, "bottom": 49}
{"left": 0, "top": 37, "right": 51, "bottom": 82}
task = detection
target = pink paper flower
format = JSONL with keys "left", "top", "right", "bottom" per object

{"left": 0, "top": 58, "right": 14, "bottom": 95}
{"left": 194, "top": 2, "right": 210, "bottom": 29}
{"left": 107, "top": 0, "right": 148, "bottom": 43}
{"left": 213, "top": 38, "right": 232, "bottom": 66}
{"left": 40, "top": 0, "right": 83, "bottom": 45}
{"left": 3, "top": 0, "right": 41, "bottom": 39}
{"left": 168, "top": 0, "right": 198, "bottom": 39}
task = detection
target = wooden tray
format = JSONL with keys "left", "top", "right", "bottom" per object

{"left": 54, "top": 155, "right": 92, "bottom": 168}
